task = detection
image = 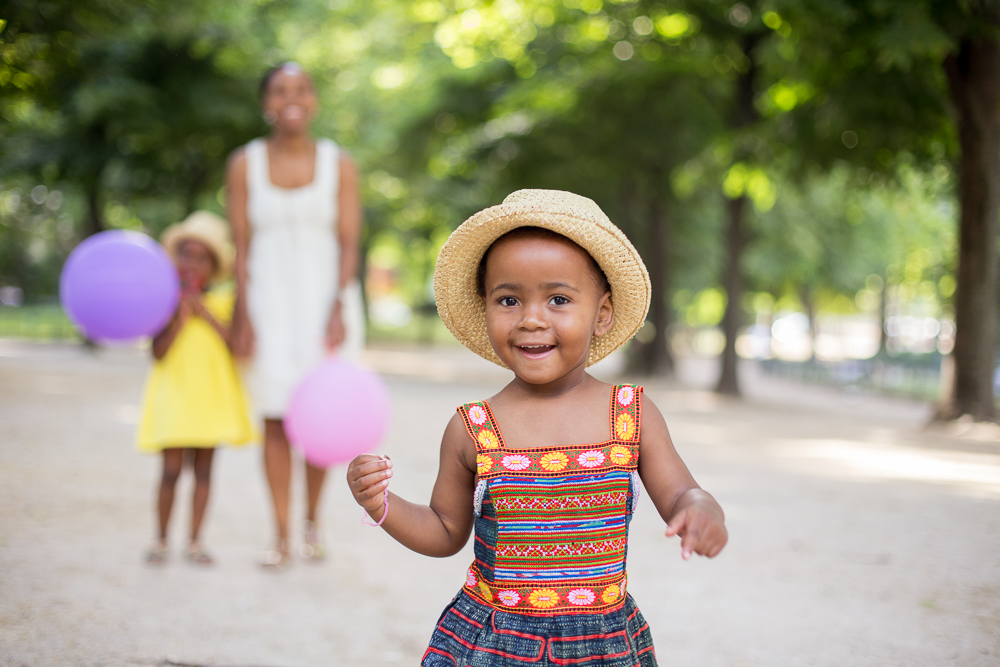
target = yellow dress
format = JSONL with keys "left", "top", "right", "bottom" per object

{"left": 136, "top": 286, "right": 256, "bottom": 452}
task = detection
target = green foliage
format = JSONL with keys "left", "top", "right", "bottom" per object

{"left": 0, "top": 0, "right": 967, "bottom": 353}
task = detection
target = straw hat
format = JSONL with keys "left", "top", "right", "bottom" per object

{"left": 160, "top": 211, "right": 234, "bottom": 279}
{"left": 433, "top": 189, "right": 651, "bottom": 368}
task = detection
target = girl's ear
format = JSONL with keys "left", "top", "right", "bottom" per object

{"left": 593, "top": 291, "right": 614, "bottom": 338}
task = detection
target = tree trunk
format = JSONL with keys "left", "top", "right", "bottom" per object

{"left": 716, "top": 194, "right": 747, "bottom": 395}
{"left": 84, "top": 178, "right": 105, "bottom": 237}
{"left": 642, "top": 194, "right": 674, "bottom": 375}
{"left": 801, "top": 285, "right": 817, "bottom": 361}
{"left": 715, "top": 33, "right": 761, "bottom": 396}
{"left": 941, "top": 32, "right": 1000, "bottom": 421}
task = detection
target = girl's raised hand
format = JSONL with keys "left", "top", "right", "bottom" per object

{"left": 347, "top": 454, "right": 392, "bottom": 513}
{"left": 665, "top": 501, "right": 728, "bottom": 560}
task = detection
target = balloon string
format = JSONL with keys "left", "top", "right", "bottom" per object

{"left": 362, "top": 492, "right": 389, "bottom": 527}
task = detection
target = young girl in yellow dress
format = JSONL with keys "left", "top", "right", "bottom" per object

{"left": 137, "top": 211, "right": 255, "bottom": 566}
{"left": 348, "top": 190, "right": 728, "bottom": 665}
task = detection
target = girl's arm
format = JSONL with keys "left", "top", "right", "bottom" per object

{"left": 326, "top": 152, "right": 362, "bottom": 351}
{"left": 637, "top": 393, "right": 728, "bottom": 559}
{"left": 150, "top": 300, "right": 190, "bottom": 360}
{"left": 225, "top": 149, "right": 254, "bottom": 360}
{"left": 347, "top": 413, "right": 477, "bottom": 558}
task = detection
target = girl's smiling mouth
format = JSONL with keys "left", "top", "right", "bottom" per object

{"left": 517, "top": 344, "right": 555, "bottom": 358}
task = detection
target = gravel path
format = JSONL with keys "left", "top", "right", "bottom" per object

{"left": 1, "top": 340, "right": 998, "bottom": 666}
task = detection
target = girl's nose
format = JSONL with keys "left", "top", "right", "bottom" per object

{"left": 517, "top": 303, "right": 548, "bottom": 330}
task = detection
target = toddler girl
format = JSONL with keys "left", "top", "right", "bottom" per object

{"left": 138, "top": 211, "right": 255, "bottom": 565}
{"left": 348, "top": 190, "right": 727, "bottom": 665}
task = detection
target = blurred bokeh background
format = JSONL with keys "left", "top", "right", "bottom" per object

{"left": 0, "top": 0, "right": 997, "bottom": 414}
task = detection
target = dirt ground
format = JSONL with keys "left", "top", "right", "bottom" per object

{"left": 1, "top": 340, "right": 999, "bottom": 667}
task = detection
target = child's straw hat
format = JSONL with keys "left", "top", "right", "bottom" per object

{"left": 160, "top": 211, "right": 234, "bottom": 279}
{"left": 434, "top": 189, "right": 651, "bottom": 368}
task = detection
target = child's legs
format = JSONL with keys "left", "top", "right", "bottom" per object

{"left": 263, "top": 419, "right": 291, "bottom": 540}
{"left": 189, "top": 448, "right": 215, "bottom": 542}
{"left": 305, "top": 462, "right": 327, "bottom": 524}
{"left": 157, "top": 449, "right": 185, "bottom": 541}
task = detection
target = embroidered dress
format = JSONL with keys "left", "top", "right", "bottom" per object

{"left": 422, "top": 385, "right": 656, "bottom": 667}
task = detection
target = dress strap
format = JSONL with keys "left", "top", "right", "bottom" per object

{"left": 457, "top": 401, "right": 505, "bottom": 453}
{"left": 319, "top": 139, "right": 340, "bottom": 197}
{"left": 610, "top": 384, "right": 642, "bottom": 443}
{"left": 244, "top": 139, "right": 269, "bottom": 191}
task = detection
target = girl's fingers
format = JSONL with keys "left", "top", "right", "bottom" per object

{"left": 665, "top": 510, "right": 687, "bottom": 537}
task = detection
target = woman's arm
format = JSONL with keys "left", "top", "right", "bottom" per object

{"left": 225, "top": 148, "right": 254, "bottom": 360}
{"left": 325, "top": 152, "right": 362, "bottom": 351}
{"left": 637, "top": 393, "right": 728, "bottom": 559}
{"left": 347, "top": 413, "right": 477, "bottom": 558}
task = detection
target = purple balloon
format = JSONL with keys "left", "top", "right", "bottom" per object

{"left": 285, "top": 357, "right": 391, "bottom": 469}
{"left": 60, "top": 230, "right": 180, "bottom": 341}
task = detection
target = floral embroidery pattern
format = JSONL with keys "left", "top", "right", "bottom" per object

{"left": 615, "top": 413, "right": 635, "bottom": 441}
{"left": 617, "top": 385, "right": 634, "bottom": 407}
{"left": 577, "top": 449, "right": 606, "bottom": 468}
{"left": 478, "top": 581, "right": 494, "bottom": 602}
{"left": 539, "top": 451, "right": 569, "bottom": 472}
{"left": 528, "top": 588, "right": 560, "bottom": 609}
{"left": 601, "top": 584, "right": 621, "bottom": 604}
{"left": 476, "top": 454, "right": 493, "bottom": 475}
{"left": 567, "top": 588, "right": 596, "bottom": 606}
{"left": 497, "top": 590, "right": 521, "bottom": 607}
{"left": 466, "top": 569, "right": 477, "bottom": 588}
{"left": 608, "top": 445, "right": 632, "bottom": 466}
{"left": 478, "top": 429, "right": 500, "bottom": 449}
{"left": 468, "top": 404, "right": 488, "bottom": 425}
{"left": 501, "top": 454, "right": 532, "bottom": 471}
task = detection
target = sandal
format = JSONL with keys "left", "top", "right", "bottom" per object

{"left": 299, "top": 520, "right": 325, "bottom": 561}
{"left": 144, "top": 541, "right": 167, "bottom": 566}
{"left": 185, "top": 542, "right": 214, "bottom": 566}
{"left": 261, "top": 537, "right": 292, "bottom": 570}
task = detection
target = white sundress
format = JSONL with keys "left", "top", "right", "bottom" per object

{"left": 245, "top": 137, "right": 365, "bottom": 418}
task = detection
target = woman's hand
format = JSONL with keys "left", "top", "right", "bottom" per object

{"left": 665, "top": 495, "right": 728, "bottom": 560}
{"left": 347, "top": 454, "right": 392, "bottom": 516}
{"left": 230, "top": 307, "right": 255, "bottom": 360}
{"left": 325, "top": 301, "right": 345, "bottom": 353}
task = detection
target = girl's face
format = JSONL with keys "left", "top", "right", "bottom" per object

{"left": 262, "top": 66, "right": 318, "bottom": 135}
{"left": 175, "top": 239, "right": 216, "bottom": 292}
{"left": 482, "top": 234, "right": 613, "bottom": 388}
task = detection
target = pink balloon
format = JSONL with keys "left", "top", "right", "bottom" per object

{"left": 285, "top": 357, "right": 391, "bottom": 469}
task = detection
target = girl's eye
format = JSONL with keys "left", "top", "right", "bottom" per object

{"left": 498, "top": 296, "right": 518, "bottom": 307}
{"left": 550, "top": 295, "right": 570, "bottom": 306}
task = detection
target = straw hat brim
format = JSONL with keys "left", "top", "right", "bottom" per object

{"left": 160, "top": 211, "right": 234, "bottom": 280}
{"left": 433, "top": 189, "right": 651, "bottom": 368}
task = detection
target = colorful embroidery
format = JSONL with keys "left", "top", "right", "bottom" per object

{"left": 456, "top": 386, "right": 643, "bottom": 616}
{"left": 609, "top": 445, "right": 632, "bottom": 465}
{"left": 577, "top": 449, "right": 606, "bottom": 468}
{"left": 477, "top": 429, "right": 500, "bottom": 449}
{"left": 539, "top": 451, "right": 569, "bottom": 471}
{"left": 615, "top": 412, "right": 635, "bottom": 440}
{"left": 528, "top": 588, "right": 560, "bottom": 609}
{"left": 467, "top": 404, "right": 488, "bottom": 425}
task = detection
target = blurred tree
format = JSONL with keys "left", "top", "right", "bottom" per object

{"left": 0, "top": 0, "right": 266, "bottom": 300}
{"left": 773, "top": 0, "right": 998, "bottom": 420}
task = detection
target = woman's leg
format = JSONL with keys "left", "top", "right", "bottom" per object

{"left": 263, "top": 419, "right": 292, "bottom": 540}
{"left": 189, "top": 448, "right": 215, "bottom": 543}
{"left": 157, "top": 449, "right": 185, "bottom": 541}
{"left": 305, "top": 462, "right": 327, "bottom": 524}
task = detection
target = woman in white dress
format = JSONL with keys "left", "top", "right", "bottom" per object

{"left": 226, "top": 62, "right": 365, "bottom": 568}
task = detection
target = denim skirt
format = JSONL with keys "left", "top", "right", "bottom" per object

{"left": 421, "top": 589, "right": 657, "bottom": 666}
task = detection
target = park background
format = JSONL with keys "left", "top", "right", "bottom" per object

{"left": 2, "top": 1, "right": 1000, "bottom": 666}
